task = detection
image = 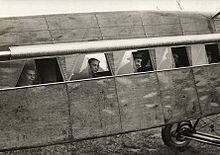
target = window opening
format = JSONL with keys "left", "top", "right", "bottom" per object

{"left": 16, "top": 58, "right": 63, "bottom": 87}
{"left": 70, "top": 53, "right": 112, "bottom": 80}
{"left": 35, "top": 58, "right": 63, "bottom": 84}
{"left": 205, "top": 44, "right": 220, "bottom": 64}
{"left": 132, "top": 50, "right": 153, "bottom": 72}
{"left": 171, "top": 47, "right": 190, "bottom": 68}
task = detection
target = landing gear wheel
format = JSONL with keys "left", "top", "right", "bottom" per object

{"left": 162, "top": 121, "right": 192, "bottom": 151}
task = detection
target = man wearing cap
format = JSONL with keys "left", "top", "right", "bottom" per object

{"left": 134, "top": 52, "right": 154, "bottom": 72}
{"left": 133, "top": 52, "right": 143, "bottom": 72}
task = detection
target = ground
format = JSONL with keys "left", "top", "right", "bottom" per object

{"left": 0, "top": 127, "right": 220, "bottom": 155}
{"left": 1, "top": 115, "right": 220, "bottom": 154}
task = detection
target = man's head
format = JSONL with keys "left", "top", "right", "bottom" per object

{"left": 88, "top": 58, "right": 100, "bottom": 74}
{"left": 206, "top": 51, "right": 213, "bottom": 63}
{"left": 22, "top": 66, "right": 37, "bottom": 85}
{"left": 133, "top": 52, "right": 143, "bottom": 70}
{"left": 134, "top": 58, "right": 142, "bottom": 69}
{"left": 25, "top": 69, "right": 36, "bottom": 85}
{"left": 173, "top": 53, "right": 180, "bottom": 64}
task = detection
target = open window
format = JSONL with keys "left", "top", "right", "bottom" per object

{"left": 132, "top": 50, "right": 153, "bottom": 72}
{"left": 171, "top": 47, "right": 190, "bottom": 68}
{"left": 16, "top": 58, "right": 63, "bottom": 87}
{"left": 205, "top": 44, "right": 220, "bottom": 64}
{"left": 115, "top": 50, "right": 153, "bottom": 75}
{"left": 70, "top": 53, "right": 112, "bottom": 80}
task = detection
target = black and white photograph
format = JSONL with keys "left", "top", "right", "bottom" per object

{"left": 0, "top": 0, "right": 220, "bottom": 154}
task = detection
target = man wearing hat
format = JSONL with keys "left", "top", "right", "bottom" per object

{"left": 133, "top": 51, "right": 154, "bottom": 72}
{"left": 133, "top": 52, "right": 143, "bottom": 72}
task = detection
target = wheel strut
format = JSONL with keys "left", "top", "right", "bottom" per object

{"left": 180, "top": 128, "right": 220, "bottom": 147}
{"left": 162, "top": 119, "right": 220, "bottom": 150}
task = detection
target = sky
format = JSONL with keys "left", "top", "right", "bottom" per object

{"left": 0, "top": 0, "right": 220, "bottom": 17}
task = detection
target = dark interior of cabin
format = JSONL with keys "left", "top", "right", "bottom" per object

{"left": 35, "top": 58, "right": 63, "bottom": 84}
{"left": 205, "top": 44, "right": 220, "bottom": 63}
{"left": 171, "top": 47, "right": 190, "bottom": 68}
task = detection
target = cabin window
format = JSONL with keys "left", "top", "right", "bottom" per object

{"left": 16, "top": 58, "right": 63, "bottom": 87}
{"left": 70, "top": 53, "right": 112, "bottom": 80}
{"left": 115, "top": 50, "right": 153, "bottom": 75}
{"left": 171, "top": 47, "right": 190, "bottom": 68}
{"left": 205, "top": 44, "right": 220, "bottom": 64}
{"left": 132, "top": 50, "right": 153, "bottom": 72}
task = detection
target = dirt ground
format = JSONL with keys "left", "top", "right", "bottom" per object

{"left": 0, "top": 128, "right": 219, "bottom": 155}
{"left": 60, "top": 128, "right": 220, "bottom": 155}
{"left": 1, "top": 115, "right": 220, "bottom": 155}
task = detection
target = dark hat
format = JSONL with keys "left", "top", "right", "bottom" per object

{"left": 133, "top": 52, "right": 142, "bottom": 59}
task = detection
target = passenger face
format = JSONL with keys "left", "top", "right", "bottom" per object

{"left": 207, "top": 54, "right": 212, "bottom": 63}
{"left": 134, "top": 58, "right": 142, "bottom": 69}
{"left": 90, "top": 60, "right": 99, "bottom": 73}
{"left": 173, "top": 53, "right": 179, "bottom": 64}
{"left": 25, "top": 70, "right": 36, "bottom": 85}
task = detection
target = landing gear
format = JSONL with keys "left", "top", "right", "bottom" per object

{"left": 162, "top": 117, "right": 220, "bottom": 150}
{"left": 162, "top": 121, "right": 192, "bottom": 150}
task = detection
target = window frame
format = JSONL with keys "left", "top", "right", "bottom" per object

{"left": 204, "top": 43, "right": 220, "bottom": 64}
{"left": 1, "top": 42, "right": 220, "bottom": 90}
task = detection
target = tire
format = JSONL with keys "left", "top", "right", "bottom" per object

{"left": 161, "top": 122, "right": 191, "bottom": 151}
